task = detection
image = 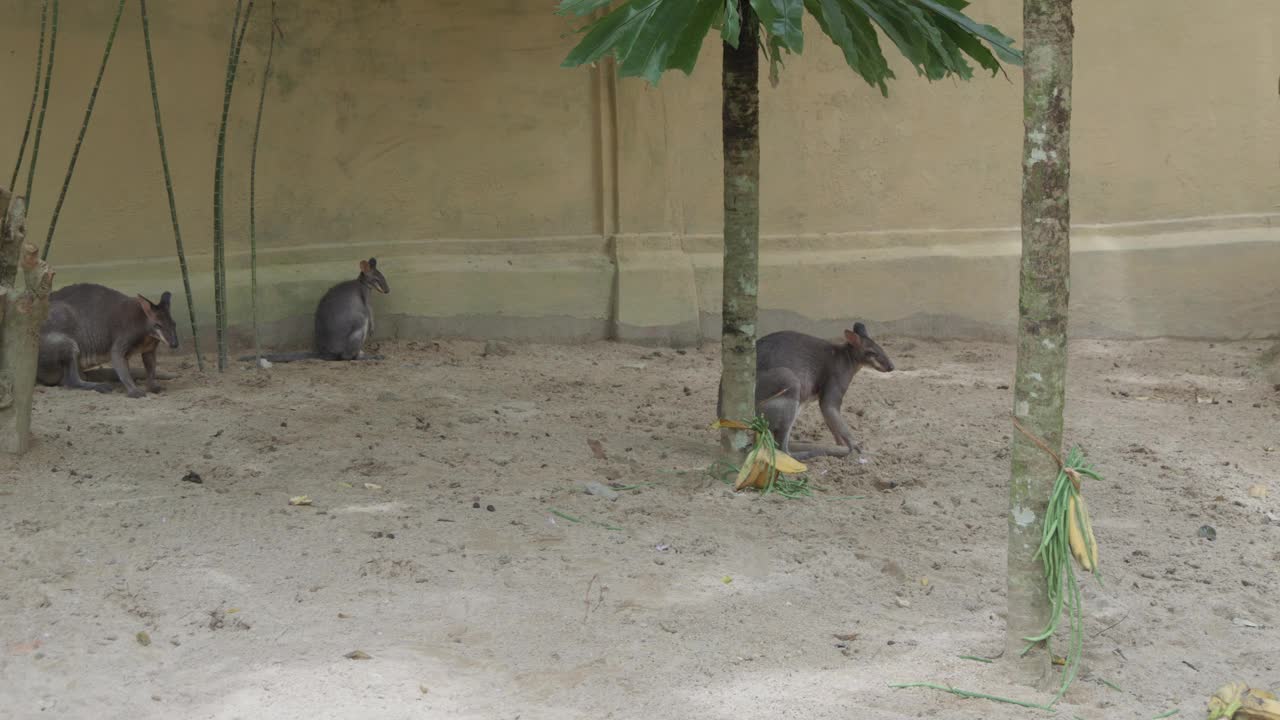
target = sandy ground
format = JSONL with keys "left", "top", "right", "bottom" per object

{"left": 1, "top": 336, "right": 1277, "bottom": 720}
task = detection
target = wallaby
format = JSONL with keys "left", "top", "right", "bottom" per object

{"left": 717, "top": 322, "right": 894, "bottom": 460}
{"left": 37, "top": 283, "right": 180, "bottom": 398}
{"left": 243, "top": 257, "right": 389, "bottom": 363}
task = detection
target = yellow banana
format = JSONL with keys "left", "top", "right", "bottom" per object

{"left": 1209, "top": 681, "right": 1280, "bottom": 720}
{"left": 734, "top": 447, "right": 760, "bottom": 491}
{"left": 733, "top": 446, "right": 807, "bottom": 491}
{"left": 1066, "top": 492, "right": 1099, "bottom": 572}
{"left": 770, "top": 449, "right": 807, "bottom": 475}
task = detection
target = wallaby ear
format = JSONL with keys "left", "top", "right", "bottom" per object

{"left": 843, "top": 328, "right": 864, "bottom": 350}
{"left": 159, "top": 291, "right": 172, "bottom": 308}
{"left": 367, "top": 257, "right": 377, "bottom": 269}
{"left": 853, "top": 322, "right": 868, "bottom": 337}
{"left": 137, "top": 295, "right": 158, "bottom": 319}
{"left": 359, "top": 259, "right": 370, "bottom": 273}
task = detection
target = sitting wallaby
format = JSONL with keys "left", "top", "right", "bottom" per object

{"left": 37, "top": 283, "right": 180, "bottom": 398}
{"left": 244, "top": 257, "right": 389, "bottom": 363}
{"left": 718, "top": 322, "right": 895, "bottom": 460}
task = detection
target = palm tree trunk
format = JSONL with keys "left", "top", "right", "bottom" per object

{"left": 1006, "top": 0, "right": 1074, "bottom": 684}
{"left": 719, "top": 0, "right": 760, "bottom": 458}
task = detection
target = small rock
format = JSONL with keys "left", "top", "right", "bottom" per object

{"left": 289, "top": 496, "right": 312, "bottom": 506}
{"left": 880, "top": 560, "right": 908, "bottom": 582}
{"left": 901, "top": 501, "right": 925, "bottom": 516}
{"left": 1231, "top": 617, "right": 1263, "bottom": 629}
{"left": 1197, "top": 525, "right": 1217, "bottom": 541}
{"left": 482, "top": 340, "right": 513, "bottom": 357}
{"left": 874, "top": 477, "right": 899, "bottom": 492}
{"left": 1247, "top": 484, "right": 1269, "bottom": 499}
{"left": 486, "top": 505, "right": 495, "bottom": 512}
{"left": 344, "top": 650, "right": 372, "bottom": 660}
{"left": 472, "top": 502, "right": 480, "bottom": 508}
{"left": 584, "top": 481, "right": 620, "bottom": 501}
{"left": 181, "top": 471, "right": 203, "bottom": 484}
{"left": 136, "top": 631, "right": 151, "bottom": 647}
{"left": 257, "top": 358, "right": 273, "bottom": 370}
{"left": 895, "top": 597, "right": 911, "bottom": 609}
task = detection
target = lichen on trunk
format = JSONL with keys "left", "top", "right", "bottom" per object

{"left": 719, "top": 0, "right": 761, "bottom": 459}
{"left": 1006, "top": 0, "right": 1074, "bottom": 684}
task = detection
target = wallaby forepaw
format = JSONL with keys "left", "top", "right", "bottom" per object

{"left": 146, "top": 383, "right": 163, "bottom": 394}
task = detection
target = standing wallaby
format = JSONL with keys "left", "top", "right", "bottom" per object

{"left": 245, "top": 257, "right": 389, "bottom": 363}
{"left": 37, "top": 283, "right": 180, "bottom": 398}
{"left": 717, "top": 322, "right": 894, "bottom": 460}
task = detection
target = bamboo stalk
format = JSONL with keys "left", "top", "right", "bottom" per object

{"left": 23, "top": 0, "right": 59, "bottom": 208}
{"left": 248, "top": 2, "right": 278, "bottom": 362}
{"left": 139, "top": 0, "right": 204, "bottom": 371}
{"left": 212, "top": 0, "right": 255, "bottom": 371}
{"left": 9, "top": 0, "right": 49, "bottom": 192}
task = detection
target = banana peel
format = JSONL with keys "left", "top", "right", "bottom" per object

{"left": 734, "top": 446, "right": 807, "bottom": 491}
{"left": 1208, "top": 681, "right": 1280, "bottom": 720}
{"left": 1066, "top": 492, "right": 1099, "bottom": 572}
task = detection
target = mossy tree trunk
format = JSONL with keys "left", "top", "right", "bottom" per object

{"left": 719, "top": 0, "right": 760, "bottom": 458}
{"left": 0, "top": 188, "right": 56, "bottom": 454}
{"left": 1006, "top": 0, "right": 1074, "bottom": 683}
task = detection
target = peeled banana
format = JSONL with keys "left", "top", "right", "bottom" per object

{"left": 733, "top": 446, "right": 807, "bottom": 491}
{"left": 1208, "top": 681, "right": 1280, "bottom": 720}
{"left": 1066, "top": 492, "right": 1099, "bottom": 572}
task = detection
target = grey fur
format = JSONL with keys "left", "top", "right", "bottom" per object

{"left": 37, "top": 283, "right": 180, "bottom": 398}
{"left": 246, "top": 258, "right": 389, "bottom": 363}
{"left": 717, "top": 323, "right": 894, "bottom": 460}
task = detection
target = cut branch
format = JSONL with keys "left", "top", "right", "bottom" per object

{"left": 1, "top": 192, "right": 55, "bottom": 454}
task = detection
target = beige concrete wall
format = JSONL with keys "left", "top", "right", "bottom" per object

{"left": 1, "top": 0, "right": 1276, "bottom": 351}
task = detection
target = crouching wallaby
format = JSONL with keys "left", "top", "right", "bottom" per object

{"left": 718, "top": 322, "right": 895, "bottom": 460}
{"left": 37, "top": 283, "right": 180, "bottom": 398}
{"left": 243, "top": 257, "right": 389, "bottom": 363}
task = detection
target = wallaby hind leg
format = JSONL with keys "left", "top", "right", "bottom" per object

{"left": 785, "top": 442, "right": 852, "bottom": 461}
{"left": 83, "top": 367, "right": 176, "bottom": 383}
{"left": 786, "top": 384, "right": 861, "bottom": 460}
{"left": 41, "top": 335, "right": 110, "bottom": 392}
{"left": 755, "top": 368, "right": 804, "bottom": 455}
{"left": 340, "top": 329, "right": 366, "bottom": 361}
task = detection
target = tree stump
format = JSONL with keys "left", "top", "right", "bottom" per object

{"left": 0, "top": 187, "right": 55, "bottom": 454}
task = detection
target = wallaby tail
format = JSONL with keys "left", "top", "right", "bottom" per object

{"left": 238, "top": 351, "right": 317, "bottom": 363}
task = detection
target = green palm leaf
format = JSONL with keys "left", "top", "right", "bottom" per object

{"left": 559, "top": 0, "right": 1021, "bottom": 94}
